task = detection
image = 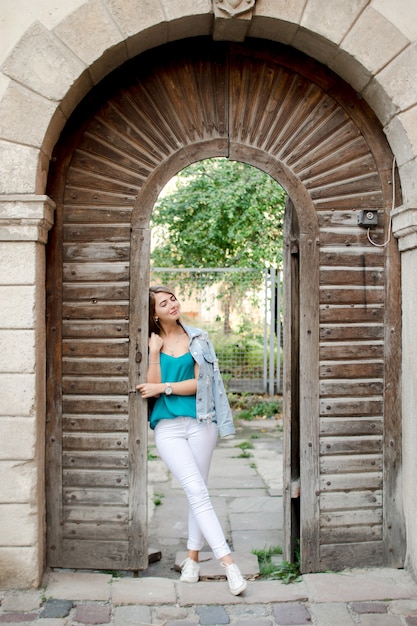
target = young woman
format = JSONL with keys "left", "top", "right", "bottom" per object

{"left": 136, "top": 285, "right": 247, "bottom": 595}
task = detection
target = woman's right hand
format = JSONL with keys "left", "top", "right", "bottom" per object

{"left": 149, "top": 332, "right": 163, "bottom": 353}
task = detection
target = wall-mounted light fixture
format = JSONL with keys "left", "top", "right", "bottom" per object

{"left": 357, "top": 209, "right": 378, "bottom": 227}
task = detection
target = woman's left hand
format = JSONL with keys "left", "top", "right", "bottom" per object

{"left": 136, "top": 383, "right": 161, "bottom": 398}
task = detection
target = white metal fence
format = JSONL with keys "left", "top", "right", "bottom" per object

{"left": 150, "top": 267, "right": 282, "bottom": 395}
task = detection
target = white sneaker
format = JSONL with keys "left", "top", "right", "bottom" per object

{"left": 180, "top": 557, "right": 200, "bottom": 583}
{"left": 221, "top": 562, "right": 247, "bottom": 595}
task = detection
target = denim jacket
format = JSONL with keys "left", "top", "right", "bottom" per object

{"left": 182, "top": 324, "right": 235, "bottom": 438}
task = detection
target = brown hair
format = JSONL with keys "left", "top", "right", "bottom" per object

{"left": 148, "top": 284, "right": 179, "bottom": 336}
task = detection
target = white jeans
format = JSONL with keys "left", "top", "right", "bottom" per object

{"left": 154, "top": 417, "right": 231, "bottom": 559}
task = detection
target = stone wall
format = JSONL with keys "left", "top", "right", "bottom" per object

{"left": 0, "top": 0, "right": 416, "bottom": 587}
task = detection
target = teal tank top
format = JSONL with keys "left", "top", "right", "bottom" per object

{"left": 149, "top": 351, "right": 196, "bottom": 430}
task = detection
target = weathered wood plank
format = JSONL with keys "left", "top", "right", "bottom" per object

{"left": 62, "top": 321, "right": 129, "bottom": 338}
{"left": 63, "top": 523, "right": 128, "bottom": 540}
{"left": 62, "top": 395, "right": 128, "bottom": 415}
{"left": 319, "top": 380, "right": 383, "bottom": 397}
{"left": 63, "top": 470, "right": 128, "bottom": 488}
{"left": 320, "top": 471, "right": 383, "bottom": 492}
{"left": 319, "top": 228, "right": 385, "bottom": 247}
{"left": 63, "top": 504, "right": 128, "bottom": 521}
{"left": 62, "top": 376, "right": 128, "bottom": 395}
{"left": 320, "top": 249, "right": 384, "bottom": 267}
{"left": 320, "top": 436, "right": 382, "bottom": 456}
{"left": 62, "top": 359, "right": 128, "bottom": 376}
{"left": 62, "top": 303, "right": 129, "bottom": 320}
{"left": 62, "top": 451, "right": 128, "bottom": 469}
{"left": 320, "top": 418, "right": 383, "bottom": 436}
{"left": 320, "top": 287, "right": 384, "bottom": 305}
{"left": 320, "top": 343, "right": 383, "bottom": 360}
{"left": 63, "top": 487, "right": 129, "bottom": 507}
{"left": 60, "top": 540, "right": 130, "bottom": 569}
{"left": 320, "top": 305, "right": 384, "bottom": 323}
{"left": 320, "top": 398, "right": 383, "bottom": 416}
{"left": 63, "top": 224, "right": 131, "bottom": 242}
{"left": 320, "top": 490, "right": 382, "bottom": 510}
{"left": 63, "top": 262, "right": 129, "bottom": 282}
{"left": 62, "top": 415, "right": 128, "bottom": 432}
{"left": 320, "top": 268, "right": 384, "bottom": 285}
{"left": 62, "top": 342, "right": 129, "bottom": 357}
{"left": 320, "top": 325, "right": 383, "bottom": 341}
{"left": 63, "top": 208, "right": 133, "bottom": 225}
{"left": 63, "top": 433, "right": 128, "bottom": 450}
{"left": 320, "top": 525, "right": 382, "bottom": 544}
{"left": 63, "top": 283, "right": 129, "bottom": 300}
{"left": 320, "top": 361, "right": 384, "bottom": 379}
{"left": 321, "top": 508, "right": 382, "bottom": 526}
{"left": 319, "top": 542, "right": 384, "bottom": 569}
{"left": 320, "top": 454, "right": 382, "bottom": 474}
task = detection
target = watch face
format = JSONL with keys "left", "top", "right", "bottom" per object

{"left": 165, "top": 385, "right": 173, "bottom": 395}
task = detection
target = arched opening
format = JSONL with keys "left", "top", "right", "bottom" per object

{"left": 46, "top": 37, "right": 403, "bottom": 574}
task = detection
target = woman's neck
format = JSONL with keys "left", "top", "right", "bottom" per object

{"left": 160, "top": 322, "right": 181, "bottom": 337}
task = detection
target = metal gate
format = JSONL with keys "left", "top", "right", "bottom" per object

{"left": 150, "top": 267, "right": 282, "bottom": 395}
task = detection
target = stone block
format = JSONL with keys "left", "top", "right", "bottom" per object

{"left": 0, "top": 331, "right": 36, "bottom": 372}
{"left": 0, "top": 373, "right": 37, "bottom": 416}
{"left": 0, "top": 546, "right": 42, "bottom": 589}
{"left": 301, "top": 0, "right": 368, "bottom": 44}
{"left": 398, "top": 159, "right": 417, "bottom": 208}
{"left": 104, "top": 0, "right": 167, "bottom": 38}
{"left": 364, "top": 42, "right": 417, "bottom": 125}
{"left": 292, "top": 27, "right": 340, "bottom": 66}
{"left": 0, "top": 504, "right": 38, "bottom": 545}
{"left": 0, "top": 461, "right": 38, "bottom": 503}
{"left": 0, "top": 242, "right": 38, "bottom": 284}
{"left": 0, "top": 82, "right": 59, "bottom": 151}
{"left": 53, "top": 0, "right": 128, "bottom": 85}
{"left": 385, "top": 106, "right": 417, "bottom": 167}
{"left": 0, "top": 287, "right": 36, "bottom": 329}
{"left": 1, "top": 21, "right": 86, "bottom": 102}
{"left": 342, "top": 7, "right": 408, "bottom": 74}
{"left": 328, "top": 49, "right": 372, "bottom": 93}
{"left": 0, "top": 141, "right": 40, "bottom": 195}
{"left": 54, "top": 0, "right": 123, "bottom": 65}
{"left": 0, "top": 417, "right": 37, "bottom": 458}
{"left": 372, "top": 0, "right": 417, "bottom": 42}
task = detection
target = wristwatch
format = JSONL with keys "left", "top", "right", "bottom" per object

{"left": 164, "top": 383, "right": 173, "bottom": 396}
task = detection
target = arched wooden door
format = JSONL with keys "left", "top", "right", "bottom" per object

{"left": 46, "top": 38, "right": 403, "bottom": 572}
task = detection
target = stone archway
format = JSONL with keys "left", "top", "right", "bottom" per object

{"left": 46, "top": 37, "right": 403, "bottom": 574}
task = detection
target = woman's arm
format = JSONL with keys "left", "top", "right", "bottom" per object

{"left": 137, "top": 360, "right": 199, "bottom": 398}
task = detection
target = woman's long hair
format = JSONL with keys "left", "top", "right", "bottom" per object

{"left": 148, "top": 284, "right": 180, "bottom": 336}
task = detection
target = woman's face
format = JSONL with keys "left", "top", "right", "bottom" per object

{"left": 153, "top": 291, "right": 181, "bottom": 324}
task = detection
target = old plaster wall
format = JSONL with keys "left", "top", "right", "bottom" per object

{"left": 0, "top": 0, "right": 417, "bottom": 588}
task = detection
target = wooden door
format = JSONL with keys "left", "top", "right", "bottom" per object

{"left": 46, "top": 37, "right": 403, "bottom": 572}
{"left": 45, "top": 120, "right": 150, "bottom": 571}
{"left": 283, "top": 198, "right": 301, "bottom": 562}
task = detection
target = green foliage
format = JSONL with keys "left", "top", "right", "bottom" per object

{"left": 236, "top": 397, "right": 283, "bottom": 421}
{"left": 235, "top": 441, "right": 254, "bottom": 450}
{"left": 151, "top": 158, "right": 285, "bottom": 277}
{"left": 252, "top": 545, "right": 302, "bottom": 584}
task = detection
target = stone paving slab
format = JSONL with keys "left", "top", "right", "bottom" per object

{"left": 111, "top": 577, "right": 177, "bottom": 606}
{"left": 304, "top": 568, "right": 417, "bottom": 603}
{"left": 231, "top": 529, "right": 284, "bottom": 552}
{"left": 309, "top": 602, "right": 357, "bottom": 625}
{"left": 43, "top": 572, "right": 112, "bottom": 602}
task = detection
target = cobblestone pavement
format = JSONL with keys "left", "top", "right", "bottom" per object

{"left": 1, "top": 417, "right": 417, "bottom": 625}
